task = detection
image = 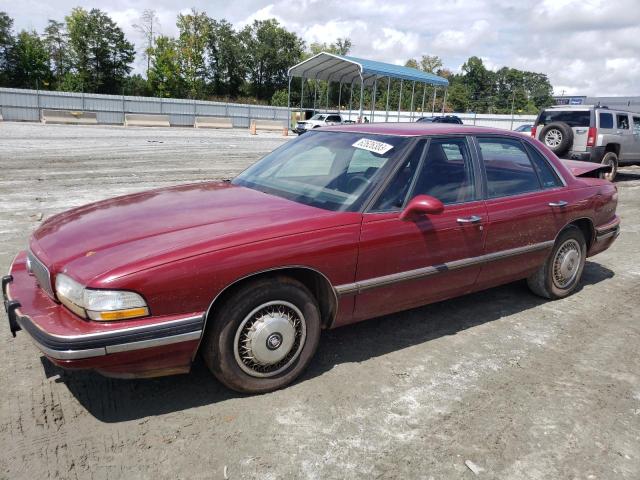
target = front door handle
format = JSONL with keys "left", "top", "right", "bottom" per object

{"left": 548, "top": 200, "right": 568, "bottom": 207}
{"left": 457, "top": 215, "right": 482, "bottom": 224}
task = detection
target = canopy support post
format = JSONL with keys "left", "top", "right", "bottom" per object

{"left": 358, "top": 75, "right": 365, "bottom": 122}
{"left": 421, "top": 83, "right": 427, "bottom": 118}
{"left": 287, "top": 76, "right": 292, "bottom": 130}
{"left": 385, "top": 77, "right": 391, "bottom": 122}
{"left": 432, "top": 87, "right": 437, "bottom": 115}
{"left": 337, "top": 81, "right": 342, "bottom": 113}
{"left": 397, "top": 79, "right": 403, "bottom": 122}
{"left": 326, "top": 80, "right": 330, "bottom": 111}
{"left": 313, "top": 78, "right": 318, "bottom": 111}
{"left": 300, "top": 78, "right": 305, "bottom": 111}
{"left": 371, "top": 77, "right": 377, "bottom": 122}
{"left": 348, "top": 80, "right": 354, "bottom": 121}
{"left": 409, "top": 81, "right": 416, "bottom": 121}
{"left": 442, "top": 88, "right": 448, "bottom": 113}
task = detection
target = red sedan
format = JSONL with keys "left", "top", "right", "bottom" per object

{"left": 3, "top": 124, "right": 620, "bottom": 393}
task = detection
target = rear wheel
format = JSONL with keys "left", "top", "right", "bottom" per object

{"left": 527, "top": 225, "right": 586, "bottom": 299}
{"left": 600, "top": 151, "right": 618, "bottom": 181}
{"left": 202, "top": 277, "right": 321, "bottom": 394}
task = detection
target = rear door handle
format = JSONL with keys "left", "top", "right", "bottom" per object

{"left": 457, "top": 215, "right": 482, "bottom": 224}
{"left": 548, "top": 200, "right": 568, "bottom": 207}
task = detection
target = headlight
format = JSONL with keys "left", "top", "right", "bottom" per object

{"left": 55, "top": 273, "right": 149, "bottom": 321}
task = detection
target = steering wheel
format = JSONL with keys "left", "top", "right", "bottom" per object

{"left": 346, "top": 174, "right": 370, "bottom": 193}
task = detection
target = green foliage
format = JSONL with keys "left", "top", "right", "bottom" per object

{"left": 0, "top": 11, "right": 14, "bottom": 83}
{"left": 6, "top": 30, "right": 51, "bottom": 88}
{"left": 177, "top": 9, "right": 211, "bottom": 98}
{"left": 65, "top": 8, "right": 135, "bottom": 94}
{"left": 43, "top": 20, "right": 69, "bottom": 87}
{"left": 270, "top": 88, "right": 289, "bottom": 106}
{"left": 148, "top": 35, "right": 184, "bottom": 97}
{"left": 240, "top": 19, "right": 305, "bottom": 100}
{"left": 209, "top": 19, "right": 246, "bottom": 97}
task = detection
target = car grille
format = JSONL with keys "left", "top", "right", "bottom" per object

{"left": 27, "top": 250, "right": 55, "bottom": 299}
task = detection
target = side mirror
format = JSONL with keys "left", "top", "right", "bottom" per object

{"left": 399, "top": 195, "right": 444, "bottom": 221}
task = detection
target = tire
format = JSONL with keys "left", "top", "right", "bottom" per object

{"left": 600, "top": 151, "right": 618, "bottom": 181}
{"left": 527, "top": 225, "right": 586, "bottom": 300}
{"left": 539, "top": 122, "right": 573, "bottom": 156}
{"left": 202, "top": 277, "right": 321, "bottom": 394}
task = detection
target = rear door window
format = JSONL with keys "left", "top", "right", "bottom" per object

{"left": 538, "top": 110, "right": 591, "bottom": 127}
{"left": 478, "top": 137, "right": 541, "bottom": 198}
{"left": 633, "top": 116, "right": 640, "bottom": 135}
{"left": 599, "top": 112, "right": 614, "bottom": 129}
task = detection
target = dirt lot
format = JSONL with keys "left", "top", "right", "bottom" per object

{"left": 1, "top": 122, "right": 639, "bottom": 480}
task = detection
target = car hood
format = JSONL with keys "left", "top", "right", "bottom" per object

{"left": 30, "top": 182, "right": 357, "bottom": 285}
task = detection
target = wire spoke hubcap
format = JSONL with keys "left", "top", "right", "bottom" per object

{"left": 553, "top": 239, "right": 581, "bottom": 289}
{"left": 544, "top": 129, "right": 563, "bottom": 147}
{"left": 234, "top": 301, "right": 306, "bottom": 378}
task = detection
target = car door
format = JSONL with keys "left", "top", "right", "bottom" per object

{"left": 474, "top": 135, "right": 571, "bottom": 290}
{"left": 351, "top": 136, "right": 487, "bottom": 321}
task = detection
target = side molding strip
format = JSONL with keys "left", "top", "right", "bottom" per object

{"left": 335, "top": 240, "right": 555, "bottom": 296}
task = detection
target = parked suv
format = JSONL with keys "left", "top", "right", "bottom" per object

{"left": 295, "top": 113, "right": 343, "bottom": 134}
{"left": 532, "top": 105, "right": 640, "bottom": 181}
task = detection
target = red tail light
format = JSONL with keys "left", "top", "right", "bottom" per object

{"left": 531, "top": 126, "right": 537, "bottom": 138}
{"left": 587, "top": 127, "right": 597, "bottom": 147}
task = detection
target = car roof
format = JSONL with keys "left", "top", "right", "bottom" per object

{"left": 321, "top": 122, "right": 522, "bottom": 137}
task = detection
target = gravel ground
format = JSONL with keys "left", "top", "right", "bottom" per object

{"left": 1, "top": 122, "right": 639, "bottom": 480}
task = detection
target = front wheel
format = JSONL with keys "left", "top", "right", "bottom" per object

{"left": 202, "top": 277, "right": 321, "bottom": 394}
{"left": 527, "top": 225, "right": 586, "bottom": 299}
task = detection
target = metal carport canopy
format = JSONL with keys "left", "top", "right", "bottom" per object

{"left": 287, "top": 52, "right": 449, "bottom": 86}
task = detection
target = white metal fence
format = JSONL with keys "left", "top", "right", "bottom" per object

{"left": 0, "top": 87, "right": 536, "bottom": 130}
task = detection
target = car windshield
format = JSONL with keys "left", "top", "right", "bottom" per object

{"left": 310, "top": 114, "right": 326, "bottom": 121}
{"left": 233, "top": 131, "right": 410, "bottom": 211}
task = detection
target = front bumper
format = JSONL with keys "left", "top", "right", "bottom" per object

{"left": 3, "top": 251, "right": 204, "bottom": 377}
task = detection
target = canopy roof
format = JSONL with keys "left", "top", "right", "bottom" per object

{"left": 288, "top": 52, "right": 449, "bottom": 87}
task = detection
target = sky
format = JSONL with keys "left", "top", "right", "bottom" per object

{"left": 4, "top": 0, "right": 640, "bottom": 96}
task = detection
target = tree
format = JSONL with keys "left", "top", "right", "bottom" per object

{"left": 460, "top": 56, "right": 495, "bottom": 112}
{"left": 43, "top": 20, "right": 69, "bottom": 87}
{"left": 308, "top": 38, "right": 352, "bottom": 56}
{"left": 0, "top": 11, "right": 14, "bottom": 84}
{"left": 176, "top": 9, "right": 211, "bottom": 98}
{"left": 208, "top": 19, "right": 245, "bottom": 97}
{"left": 133, "top": 9, "right": 159, "bottom": 78}
{"left": 148, "top": 35, "right": 184, "bottom": 97}
{"left": 419, "top": 55, "right": 443, "bottom": 74}
{"left": 240, "top": 19, "right": 305, "bottom": 100}
{"left": 66, "top": 8, "right": 135, "bottom": 93}
{"left": 6, "top": 30, "right": 51, "bottom": 88}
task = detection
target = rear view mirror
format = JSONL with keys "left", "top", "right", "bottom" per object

{"left": 399, "top": 195, "right": 444, "bottom": 221}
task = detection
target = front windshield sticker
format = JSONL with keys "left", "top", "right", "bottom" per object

{"left": 352, "top": 138, "right": 394, "bottom": 155}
